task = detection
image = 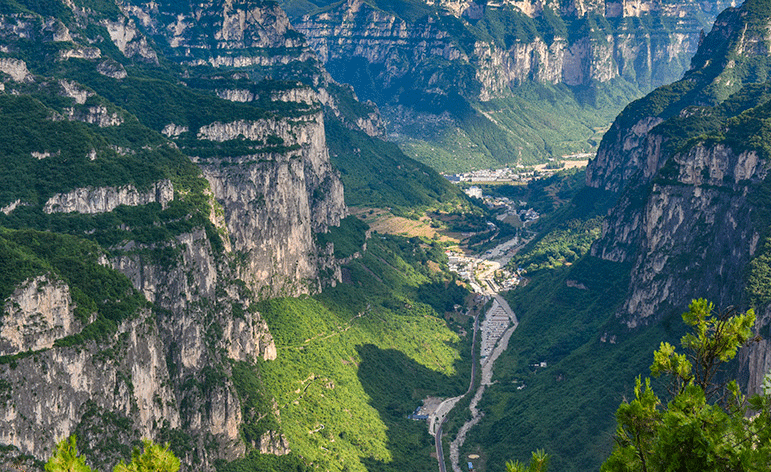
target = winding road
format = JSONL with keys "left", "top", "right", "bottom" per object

{"left": 435, "top": 312, "right": 479, "bottom": 472}
{"left": 435, "top": 294, "right": 519, "bottom": 472}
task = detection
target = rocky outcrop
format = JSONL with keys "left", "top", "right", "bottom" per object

{"left": 216, "top": 89, "right": 256, "bottom": 102}
{"left": 59, "top": 79, "right": 94, "bottom": 105}
{"left": 585, "top": 116, "right": 664, "bottom": 193}
{"left": 162, "top": 123, "right": 189, "bottom": 137}
{"left": 0, "top": 199, "right": 20, "bottom": 215}
{"left": 96, "top": 59, "right": 127, "bottom": 79}
{"left": 102, "top": 17, "right": 159, "bottom": 64}
{"left": 44, "top": 180, "right": 174, "bottom": 214}
{"left": 59, "top": 46, "right": 102, "bottom": 61}
{"left": 61, "top": 105, "right": 124, "bottom": 127}
{"left": 0, "top": 275, "right": 82, "bottom": 356}
{"left": 0, "top": 57, "right": 31, "bottom": 82}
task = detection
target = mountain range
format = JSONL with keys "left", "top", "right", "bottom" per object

{"left": 1, "top": 0, "right": 771, "bottom": 471}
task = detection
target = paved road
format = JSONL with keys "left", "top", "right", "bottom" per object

{"left": 436, "top": 310, "right": 480, "bottom": 472}
{"left": 449, "top": 295, "right": 518, "bottom": 472}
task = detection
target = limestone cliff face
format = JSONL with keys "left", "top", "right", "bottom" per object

{"left": 293, "top": 0, "right": 732, "bottom": 102}
{"left": 120, "top": 0, "right": 384, "bottom": 138}
{"left": 114, "top": 0, "right": 350, "bottom": 296}
{"left": 43, "top": 180, "right": 174, "bottom": 214}
{"left": 197, "top": 111, "right": 346, "bottom": 297}
{"left": 433, "top": 0, "right": 731, "bottom": 20}
{"left": 0, "top": 0, "right": 371, "bottom": 467}
{"left": 592, "top": 144, "right": 765, "bottom": 325}
{"left": 122, "top": 0, "right": 313, "bottom": 69}
{"left": 0, "top": 305, "right": 179, "bottom": 471}
{"left": 0, "top": 275, "right": 83, "bottom": 356}
{"left": 585, "top": 116, "right": 663, "bottom": 193}
{"left": 585, "top": 0, "right": 771, "bottom": 393}
{"left": 108, "top": 222, "right": 283, "bottom": 469}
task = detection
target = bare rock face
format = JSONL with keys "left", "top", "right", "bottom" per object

{"left": 594, "top": 144, "right": 766, "bottom": 327}
{"left": 0, "top": 310, "right": 179, "bottom": 470}
{"left": 101, "top": 17, "right": 159, "bottom": 64}
{"left": 0, "top": 275, "right": 81, "bottom": 356}
{"left": 44, "top": 180, "right": 174, "bottom": 214}
{"left": 61, "top": 105, "right": 124, "bottom": 127}
{"left": 59, "top": 79, "right": 94, "bottom": 105}
{"left": 109, "top": 226, "right": 280, "bottom": 467}
{"left": 198, "top": 111, "right": 347, "bottom": 297}
{"left": 0, "top": 57, "right": 31, "bottom": 82}
{"left": 585, "top": 116, "right": 664, "bottom": 193}
{"left": 96, "top": 59, "right": 127, "bottom": 79}
{"left": 0, "top": 199, "right": 21, "bottom": 215}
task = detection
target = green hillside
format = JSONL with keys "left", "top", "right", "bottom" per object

{"left": 220, "top": 231, "right": 473, "bottom": 472}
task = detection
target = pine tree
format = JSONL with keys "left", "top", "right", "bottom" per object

{"left": 602, "top": 299, "right": 771, "bottom": 472}
{"left": 45, "top": 437, "right": 179, "bottom": 472}
{"left": 44, "top": 436, "right": 92, "bottom": 472}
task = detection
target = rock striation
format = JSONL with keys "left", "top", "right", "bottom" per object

{"left": 0, "top": 275, "right": 82, "bottom": 356}
{"left": 43, "top": 180, "right": 174, "bottom": 214}
{"left": 294, "top": 0, "right": 734, "bottom": 101}
{"left": 0, "top": 310, "right": 180, "bottom": 469}
{"left": 197, "top": 111, "right": 346, "bottom": 297}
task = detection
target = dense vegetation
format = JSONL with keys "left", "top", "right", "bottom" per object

{"left": 325, "top": 118, "right": 473, "bottom": 214}
{"left": 225, "top": 232, "right": 473, "bottom": 472}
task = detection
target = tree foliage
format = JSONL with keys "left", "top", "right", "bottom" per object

{"left": 506, "top": 449, "right": 549, "bottom": 472}
{"left": 45, "top": 436, "right": 93, "bottom": 472}
{"left": 601, "top": 299, "right": 771, "bottom": 472}
{"left": 45, "top": 437, "right": 179, "bottom": 472}
{"left": 113, "top": 440, "right": 180, "bottom": 472}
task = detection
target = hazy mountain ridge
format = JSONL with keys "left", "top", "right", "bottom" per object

{"left": 287, "top": 0, "right": 734, "bottom": 170}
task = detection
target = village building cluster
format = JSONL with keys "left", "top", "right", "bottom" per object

{"left": 444, "top": 166, "right": 536, "bottom": 183}
{"left": 461, "top": 187, "right": 540, "bottom": 227}
{"left": 446, "top": 250, "right": 521, "bottom": 293}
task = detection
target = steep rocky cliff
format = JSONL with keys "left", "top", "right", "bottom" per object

{"left": 288, "top": 0, "right": 734, "bottom": 170}
{"left": 585, "top": 0, "right": 771, "bottom": 393}
{"left": 195, "top": 111, "right": 346, "bottom": 297}
{"left": 0, "top": 0, "right": 367, "bottom": 469}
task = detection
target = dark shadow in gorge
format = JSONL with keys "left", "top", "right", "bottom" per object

{"left": 355, "top": 343, "right": 470, "bottom": 472}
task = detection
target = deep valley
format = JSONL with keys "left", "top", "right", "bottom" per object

{"left": 1, "top": 0, "right": 771, "bottom": 471}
